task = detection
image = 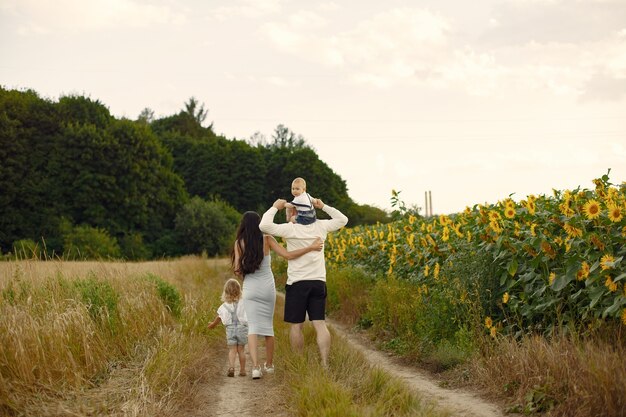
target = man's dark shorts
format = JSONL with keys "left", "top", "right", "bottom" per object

{"left": 284, "top": 280, "right": 327, "bottom": 323}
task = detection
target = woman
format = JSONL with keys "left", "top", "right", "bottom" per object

{"left": 231, "top": 211, "right": 322, "bottom": 379}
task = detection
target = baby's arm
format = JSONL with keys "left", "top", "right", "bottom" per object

{"left": 207, "top": 316, "right": 222, "bottom": 329}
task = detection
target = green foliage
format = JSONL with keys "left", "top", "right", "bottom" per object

{"left": 145, "top": 273, "right": 182, "bottom": 317}
{"left": 62, "top": 220, "right": 122, "bottom": 260}
{"left": 119, "top": 232, "right": 151, "bottom": 260}
{"left": 74, "top": 275, "right": 120, "bottom": 332}
{"left": 0, "top": 87, "right": 384, "bottom": 258}
{"left": 11, "top": 239, "right": 43, "bottom": 259}
{"left": 174, "top": 197, "right": 239, "bottom": 256}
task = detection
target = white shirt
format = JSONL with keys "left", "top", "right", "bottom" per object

{"left": 216, "top": 301, "right": 248, "bottom": 326}
{"left": 259, "top": 204, "right": 348, "bottom": 285}
{"left": 292, "top": 193, "right": 315, "bottom": 211}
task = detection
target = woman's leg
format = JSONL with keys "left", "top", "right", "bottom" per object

{"left": 264, "top": 335, "right": 275, "bottom": 367}
{"left": 248, "top": 334, "right": 259, "bottom": 368}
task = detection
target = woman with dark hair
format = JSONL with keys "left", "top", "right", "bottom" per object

{"left": 231, "top": 211, "right": 322, "bottom": 379}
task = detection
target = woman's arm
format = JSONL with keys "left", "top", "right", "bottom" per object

{"left": 266, "top": 235, "right": 323, "bottom": 260}
{"left": 232, "top": 241, "right": 243, "bottom": 278}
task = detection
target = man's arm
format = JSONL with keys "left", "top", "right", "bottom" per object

{"left": 315, "top": 198, "right": 348, "bottom": 232}
{"left": 259, "top": 199, "right": 297, "bottom": 238}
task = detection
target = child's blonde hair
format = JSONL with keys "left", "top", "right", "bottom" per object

{"left": 292, "top": 177, "right": 306, "bottom": 190}
{"left": 221, "top": 278, "right": 242, "bottom": 303}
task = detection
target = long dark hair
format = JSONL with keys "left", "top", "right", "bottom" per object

{"left": 231, "top": 211, "right": 264, "bottom": 276}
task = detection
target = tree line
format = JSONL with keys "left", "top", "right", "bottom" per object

{"left": 0, "top": 87, "right": 389, "bottom": 259}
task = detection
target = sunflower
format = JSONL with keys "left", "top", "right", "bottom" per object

{"left": 502, "top": 292, "right": 510, "bottom": 304}
{"left": 490, "top": 326, "right": 497, "bottom": 338}
{"left": 408, "top": 215, "right": 416, "bottom": 225}
{"left": 563, "top": 223, "right": 583, "bottom": 238}
{"left": 485, "top": 316, "right": 493, "bottom": 328}
{"left": 601, "top": 254, "right": 615, "bottom": 270}
{"left": 577, "top": 261, "right": 590, "bottom": 281}
{"left": 505, "top": 206, "right": 516, "bottom": 219}
{"left": 604, "top": 276, "right": 617, "bottom": 292}
{"left": 607, "top": 204, "right": 623, "bottom": 222}
{"left": 525, "top": 198, "right": 537, "bottom": 215}
{"left": 622, "top": 309, "right": 626, "bottom": 326}
{"left": 583, "top": 199, "right": 601, "bottom": 220}
{"left": 549, "top": 272, "right": 556, "bottom": 285}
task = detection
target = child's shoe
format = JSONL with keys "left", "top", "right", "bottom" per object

{"left": 252, "top": 366, "right": 262, "bottom": 379}
{"left": 239, "top": 370, "right": 247, "bottom": 376}
{"left": 227, "top": 367, "right": 235, "bottom": 377}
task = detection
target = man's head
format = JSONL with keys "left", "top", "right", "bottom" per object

{"left": 291, "top": 177, "right": 306, "bottom": 197}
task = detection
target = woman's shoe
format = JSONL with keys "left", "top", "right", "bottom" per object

{"left": 227, "top": 367, "right": 235, "bottom": 377}
{"left": 263, "top": 363, "right": 274, "bottom": 374}
{"left": 252, "top": 366, "right": 262, "bottom": 379}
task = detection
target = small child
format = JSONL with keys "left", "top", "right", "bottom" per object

{"left": 285, "top": 177, "right": 318, "bottom": 225}
{"left": 207, "top": 278, "right": 248, "bottom": 377}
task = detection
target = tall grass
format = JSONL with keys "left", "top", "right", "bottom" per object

{"left": 0, "top": 257, "right": 228, "bottom": 416}
{"left": 272, "top": 319, "right": 451, "bottom": 417}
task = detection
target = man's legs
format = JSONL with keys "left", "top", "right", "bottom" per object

{"left": 311, "top": 320, "right": 330, "bottom": 367}
{"left": 289, "top": 322, "right": 304, "bottom": 352}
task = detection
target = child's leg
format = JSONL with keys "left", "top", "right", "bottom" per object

{"left": 228, "top": 345, "right": 237, "bottom": 368}
{"left": 237, "top": 344, "right": 246, "bottom": 373}
{"left": 285, "top": 206, "right": 294, "bottom": 223}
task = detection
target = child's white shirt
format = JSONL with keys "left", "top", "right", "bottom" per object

{"left": 217, "top": 301, "right": 248, "bottom": 325}
{"left": 292, "top": 193, "right": 314, "bottom": 210}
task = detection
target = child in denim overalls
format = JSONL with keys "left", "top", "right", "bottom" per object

{"left": 285, "top": 177, "right": 318, "bottom": 225}
{"left": 208, "top": 279, "right": 249, "bottom": 377}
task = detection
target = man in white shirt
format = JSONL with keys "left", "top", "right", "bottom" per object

{"left": 259, "top": 197, "right": 348, "bottom": 367}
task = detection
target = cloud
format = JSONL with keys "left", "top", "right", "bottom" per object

{"left": 211, "top": 0, "right": 282, "bottom": 21}
{"left": 3, "top": 0, "right": 185, "bottom": 35}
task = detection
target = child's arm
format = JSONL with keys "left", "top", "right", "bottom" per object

{"left": 207, "top": 316, "right": 222, "bottom": 329}
{"left": 285, "top": 203, "right": 295, "bottom": 223}
{"left": 266, "top": 235, "right": 323, "bottom": 260}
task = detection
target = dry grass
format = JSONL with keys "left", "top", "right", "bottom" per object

{"left": 269, "top": 311, "right": 450, "bottom": 417}
{"left": 0, "top": 257, "right": 230, "bottom": 416}
{"left": 472, "top": 332, "right": 626, "bottom": 416}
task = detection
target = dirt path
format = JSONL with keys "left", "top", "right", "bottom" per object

{"left": 207, "top": 344, "right": 289, "bottom": 417}
{"left": 329, "top": 320, "right": 508, "bottom": 417}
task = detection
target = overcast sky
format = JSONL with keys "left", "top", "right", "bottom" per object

{"left": 1, "top": 0, "right": 625, "bottom": 214}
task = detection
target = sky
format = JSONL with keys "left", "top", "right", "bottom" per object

{"left": 1, "top": 0, "right": 625, "bottom": 215}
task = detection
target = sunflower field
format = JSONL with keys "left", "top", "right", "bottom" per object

{"left": 326, "top": 172, "right": 626, "bottom": 339}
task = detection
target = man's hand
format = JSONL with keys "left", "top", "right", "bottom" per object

{"left": 273, "top": 199, "right": 287, "bottom": 210}
{"left": 313, "top": 198, "right": 324, "bottom": 209}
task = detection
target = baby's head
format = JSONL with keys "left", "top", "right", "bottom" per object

{"left": 221, "top": 278, "right": 242, "bottom": 303}
{"left": 291, "top": 177, "right": 307, "bottom": 197}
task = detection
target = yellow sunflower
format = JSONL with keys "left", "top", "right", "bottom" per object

{"left": 485, "top": 316, "right": 493, "bottom": 328}
{"left": 549, "top": 272, "right": 556, "bottom": 285}
{"left": 502, "top": 292, "right": 510, "bottom": 304}
{"left": 577, "top": 261, "right": 590, "bottom": 281}
{"left": 490, "top": 326, "right": 497, "bottom": 338}
{"left": 601, "top": 254, "right": 615, "bottom": 270}
{"left": 582, "top": 199, "right": 601, "bottom": 220}
{"left": 604, "top": 276, "right": 617, "bottom": 292}
{"left": 563, "top": 223, "right": 583, "bottom": 238}
{"left": 622, "top": 309, "right": 626, "bottom": 326}
{"left": 607, "top": 204, "right": 623, "bottom": 222}
{"left": 505, "top": 206, "right": 516, "bottom": 219}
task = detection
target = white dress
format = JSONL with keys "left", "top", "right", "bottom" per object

{"left": 242, "top": 254, "right": 276, "bottom": 336}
